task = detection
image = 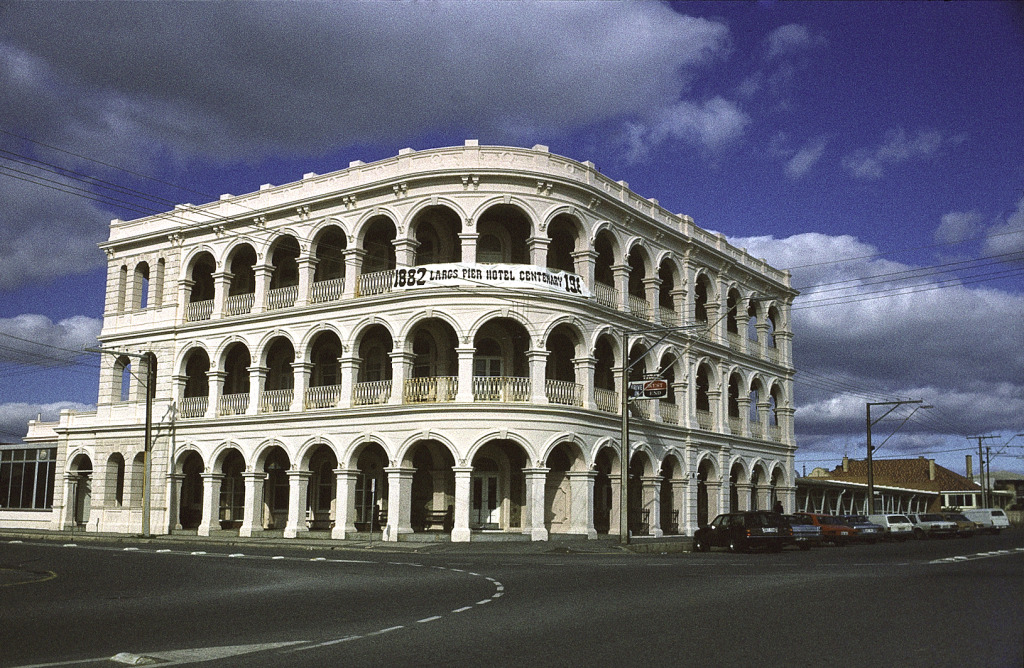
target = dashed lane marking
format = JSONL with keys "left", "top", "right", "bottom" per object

{"left": 930, "top": 547, "right": 1024, "bottom": 564}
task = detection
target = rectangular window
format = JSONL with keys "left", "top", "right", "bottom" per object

{"left": 0, "top": 448, "right": 56, "bottom": 510}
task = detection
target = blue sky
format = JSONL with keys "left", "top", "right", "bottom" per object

{"left": 1, "top": 1, "right": 1022, "bottom": 475}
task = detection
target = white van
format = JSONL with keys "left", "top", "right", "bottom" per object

{"left": 867, "top": 514, "right": 914, "bottom": 540}
{"left": 961, "top": 508, "right": 1011, "bottom": 534}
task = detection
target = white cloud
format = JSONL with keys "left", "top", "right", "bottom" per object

{"left": 730, "top": 231, "right": 1024, "bottom": 452}
{"left": 785, "top": 138, "right": 827, "bottom": 178}
{"left": 842, "top": 127, "right": 962, "bottom": 180}
{"left": 765, "top": 24, "right": 815, "bottom": 60}
{"left": 0, "top": 401, "right": 94, "bottom": 442}
{"left": 935, "top": 211, "right": 983, "bottom": 245}
{"left": 983, "top": 193, "right": 1024, "bottom": 261}
{"left": 624, "top": 97, "right": 750, "bottom": 162}
{"left": 0, "top": 314, "right": 101, "bottom": 365}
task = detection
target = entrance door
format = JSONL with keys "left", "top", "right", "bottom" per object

{"left": 471, "top": 473, "right": 500, "bottom": 528}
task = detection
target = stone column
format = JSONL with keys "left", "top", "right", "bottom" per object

{"left": 389, "top": 350, "right": 414, "bottom": 406}
{"left": 296, "top": 256, "right": 317, "bottom": 307}
{"left": 643, "top": 476, "right": 663, "bottom": 538}
{"left": 670, "top": 478, "right": 687, "bottom": 535}
{"left": 177, "top": 278, "right": 194, "bottom": 322}
{"left": 456, "top": 346, "right": 476, "bottom": 403}
{"left": 384, "top": 467, "right": 415, "bottom": 541}
{"left": 197, "top": 473, "right": 223, "bottom": 537}
{"left": 523, "top": 467, "right": 550, "bottom": 541}
{"left": 459, "top": 231, "right": 479, "bottom": 264}
{"left": 573, "top": 249, "right": 596, "bottom": 295}
{"left": 708, "top": 389, "right": 723, "bottom": 433}
{"left": 736, "top": 482, "right": 752, "bottom": 512}
{"left": 238, "top": 472, "right": 266, "bottom": 537}
{"left": 607, "top": 473, "right": 621, "bottom": 537}
{"left": 206, "top": 370, "right": 226, "bottom": 418}
{"left": 452, "top": 466, "right": 473, "bottom": 542}
{"left": 527, "top": 349, "right": 548, "bottom": 404}
{"left": 339, "top": 355, "right": 359, "bottom": 409}
{"left": 528, "top": 235, "right": 550, "bottom": 266}
{"left": 612, "top": 264, "right": 630, "bottom": 311}
{"left": 567, "top": 470, "right": 597, "bottom": 538}
{"left": 284, "top": 470, "right": 312, "bottom": 538}
{"left": 252, "top": 263, "right": 273, "bottom": 314}
{"left": 291, "top": 362, "right": 313, "bottom": 412}
{"left": 211, "top": 272, "right": 232, "bottom": 319}
{"left": 393, "top": 238, "right": 418, "bottom": 267}
{"left": 166, "top": 473, "right": 183, "bottom": 532}
{"left": 332, "top": 468, "right": 359, "bottom": 540}
{"left": 643, "top": 276, "right": 660, "bottom": 324}
{"left": 575, "top": 356, "right": 596, "bottom": 411}
{"left": 246, "top": 366, "right": 267, "bottom": 416}
{"left": 343, "top": 248, "right": 366, "bottom": 299}
{"left": 738, "top": 396, "right": 752, "bottom": 437}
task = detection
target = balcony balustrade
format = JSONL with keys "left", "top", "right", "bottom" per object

{"left": 218, "top": 392, "right": 249, "bottom": 416}
{"left": 750, "top": 421, "right": 764, "bottom": 439}
{"left": 628, "top": 294, "right": 652, "bottom": 321}
{"left": 594, "top": 388, "right": 619, "bottom": 414}
{"left": 729, "top": 416, "right": 742, "bottom": 435}
{"left": 267, "top": 284, "right": 298, "bottom": 310}
{"left": 404, "top": 376, "right": 457, "bottom": 403}
{"left": 659, "top": 401, "right": 679, "bottom": 425}
{"left": 659, "top": 307, "right": 679, "bottom": 327}
{"left": 769, "top": 424, "right": 782, "bottom": 442}
{"left": 545, "top": 379, "right": 583, "bottom": 406}
{"left": 310, "top": 277, "right": 344, "bottom": 304}
{"left": 472, "top": 376, "right": 530, "bottom": 402}
{"left": 352, "top": 380, "right": 392, "bottom": 406}
{"left": 260, "top": 388, "right": 294, "bottom": 413}
{"left": 629, "top": 401, "right": 651, "bottom": 420}
{"left": 696, "top": 409, "right": 713, "bottom": 431}
{"left": 728, "top": 332, "right": 744, "bottom": 350}
{"left": 304, "top": 384, "right": 342, "bottom": 409}
{"left": 186, "top": 299, "right": 213, "bottom": 322}
{"left": 594, "top": 282, "right": 618, "bottom": 309}
{"left": 179, "top": 395, "right": 208, "bottom": 418}
{"left": 357, "top": 270, "right": 394, "bottom": 297}
{"left": 224, "top": 292, "right": 254, "bottom": 316}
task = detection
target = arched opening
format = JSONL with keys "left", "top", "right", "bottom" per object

{"left": 594, "top": 448, "right": 616, "bottom": 534}
{"left": 694, "top": 275, "right": 711, "bottom": 324}
{"left": 312, "top": 226, "right": 347, "bottom": 303}
{"left": 69, "top": 454, "right": 93, "bottom": 527}
{"left": 726, "top": 288, "right": 741, "bottom": 337}
{"left": 477, "top": 204, "right": 530, "bottom": 264}
{"left": 412, "top": 205, "right": 461, "bottom": 265}
{"left": 187, "top": 252, "right": 215, "bottom": 321}
{"left": 658, "top": 260, "right": 678, "bottom": 325}
{"left": 729, "top": 462, "right": 746, "bottom": 512}
{"left": 627, "top": 247, "right": 649, "bottom": 320}
{"left": 593, "top": 232, "right": 616, "bottom": 307}
{"left": 660, "top": 458, "right": 679, "bottom": 535}
{"left": 405, "top": 441, "right": 454, "bottom": 532}
{"left": 268, "top": 235, "right": 300, "bottom": 309}
{"left": 697, "top": 458, "right": 714, "bottom": 527}
{"left": 628, "top": 455, "right": 648, "bottom": 536}
{"left": 220, "top": 343, "right": 251, "bottom": 416}
{"left": 180, "top": 348, "right": 210, "bottom": 418}
{"left": 178, "top": 451, "right": 204, "bottom": 530}
{"left": 134, "top": 262, "right": 150, "bottom": 310}
{"left": 307, "top": 445, "right": 338, "bottom": 531}
{"left": 545, "top": 324, "right": 581, "bottom": 406}
{"left": 696, "top": 364, "right": 713, "bottom": 430}
{"left": 750, "top": 466, "right": 763, "bottom": 511}
{"left": 544, "top": 443, "right": 577, "bottom": 533}
{"left": 116, "top": 355, "right": 133, "bottom": 403}
{"left": 728, "top": 372, "right": 741, "bottom": 434}
{"left": 354, "top": 443, "right": 389, "bottom": 531}
{"left": 117, "top": 265, "right": 128, "bottom": 313}
{"left": 218, "top": 449, "right": 244, "bottom": 529}
{"left": 473, "top": 319, "right": 530, "bottom": 402}
{"left": 361, "top": 216, "right": 397, "bottom": 274}
{"left": 106, "top": 453, "right": 125, "bottom": 507}
{"left": 261, "top": 337, "right": 295, "bottom": 413}
{"left": 593, "top": 336, "right": 617, "bottom": 413}
{"left": 406, "top": 320, "right": 458, "bottom": 403}
{"left": 307, "top": 331, "right": 343, "bottom": 409}
{"left": 262, "top": 447, "right": 290, "bottom": 530}
{"left": 226, "top": 244, "right": 257, "bottom": 315}
{"left": 355, "top": 325, "right": 393, "bottom": 405}
{"left": 471, "top": 440, "right": 526, "bottom": 531}
{"left": 547, "top": 213, "right": 580, "bottom": 273}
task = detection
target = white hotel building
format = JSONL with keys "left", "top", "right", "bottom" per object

{"left": 25, "top": 142, "right": 797, "bottom": 542}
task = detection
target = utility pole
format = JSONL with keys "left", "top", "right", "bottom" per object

{"left": 866, "top": 400, "right": 923, "bottom": 514}
{"left": 967, "top": 435, "right": 998, "bottom": 507}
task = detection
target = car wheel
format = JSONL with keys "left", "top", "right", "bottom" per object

{"left": 694, "top": 536, "right": 709, "bottom": 553}
{"left": 728, "top": 537, "right": 744, "bottom": 553}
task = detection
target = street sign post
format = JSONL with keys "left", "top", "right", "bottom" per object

{"left": 627, "top": 378, "right": 668, "bottom": 399}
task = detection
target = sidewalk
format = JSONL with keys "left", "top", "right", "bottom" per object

{"left": 0, "top": 528, "right": 692, "bottom": 555}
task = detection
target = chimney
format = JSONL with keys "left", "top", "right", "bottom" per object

{"left": 928, "top": 459, "right": 936, "bottom": 481}
{"left": 966, "top": 455, "right": 973, "bottom": 480}
{"left": 842, "top": 456, "right": 849, "bottom": 472}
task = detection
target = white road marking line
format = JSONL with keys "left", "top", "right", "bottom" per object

{"left": 62, "top": 544, "right": 77, "bottom": 548}
{"left": 476, "top": 599, "right": 491, "bottom": 605}
{"left": 366, "top": 625, "right": 403, "bottom": 636}
{"left": 229, "top": 553, "right": 245, "bottom": 558}
{"left": 190, "top": 551, "right": 206, "bottom": 556}
{"left": 417, "top": 616, "right": 442, "bottom": 623}
{"left": 452, "top": 606, "right": 472, "bottom": 613}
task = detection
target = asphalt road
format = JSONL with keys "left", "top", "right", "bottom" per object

{"left": 1, "top": 532, "right": 1021, "bottom": 667}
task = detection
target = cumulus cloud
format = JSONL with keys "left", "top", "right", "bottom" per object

{"left": 624, "top": 97, "right": 750, "bottom": 162}
{"left": 768, "top": 135, "right": 827, "bottom": 179}
{"left": 0, "top": 2, "right": 733, "bottom": 288}
{"left": 730, "top": 231, "right": 1024, "bottom": 453}
{"left": 0, "top": 314, "right": 101, "bottom": 365}
{"left": 842, "top": 127, "right": 964, "bottom": 180}
{"left": 935, "top": 211, "right": 983, "bottom": 245}
{"left": 983, "top": 193, "right": 1024, "bottom": 261}
{"left": 765, "top": 24, "right": 821, "bottom": 60}
{"left": 0, "top": 401, "right": 94, "bottom": 442}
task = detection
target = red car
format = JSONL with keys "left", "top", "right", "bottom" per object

{"left": 794, "top": 513, "right": 856, "bottom": 546}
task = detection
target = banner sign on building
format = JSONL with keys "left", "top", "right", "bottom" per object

{"left": 390, "top": 263, "right": 591, "bottom": 298}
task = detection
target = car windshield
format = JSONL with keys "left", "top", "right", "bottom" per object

{"left": 946, "top": 514, "right": 968, "bottom": 521}
{"left": 992, "top": 510, "right": 1006, "bottom": 517}
{"left": 919, "top": 514, "right": 944, "bottom": 521}
{"left": 784, "top": 515, "right": 811, "bottom": 526}
{"left": 746, "top": 513, "right": 778, "bottom": 527}
{"left": 891, "top": 515, "right": 911, "bottom": 523}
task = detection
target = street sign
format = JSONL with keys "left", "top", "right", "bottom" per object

{"left": 627, "top": 378, "right": 668, "bottom": 399}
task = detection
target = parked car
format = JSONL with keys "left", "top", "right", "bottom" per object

{"left": 693, "top": 511, "right": 792, "bottom": 553}
{"left": 794, "top": 513, "right": 856, "bottom": 545}
{"left": 906, "top": 513, "right": 958, "bottom": 539}
{"left": 940, "top": 512, "right": 978, "bottom": 538}
{"left": 839, "top": 515, "right": 885, "bottom": 543}
{"left": 782, "top": 514, "right": 823, "bottom": 550}
{"left": 867, "top": 513, "right": 914, "bottom": 540}
{"left": 962, "top": 508, "right": 1011, "bottom": 534}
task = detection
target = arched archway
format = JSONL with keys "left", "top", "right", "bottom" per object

{"left": 178, "top": 451, "right": 204, "bottom": 530}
